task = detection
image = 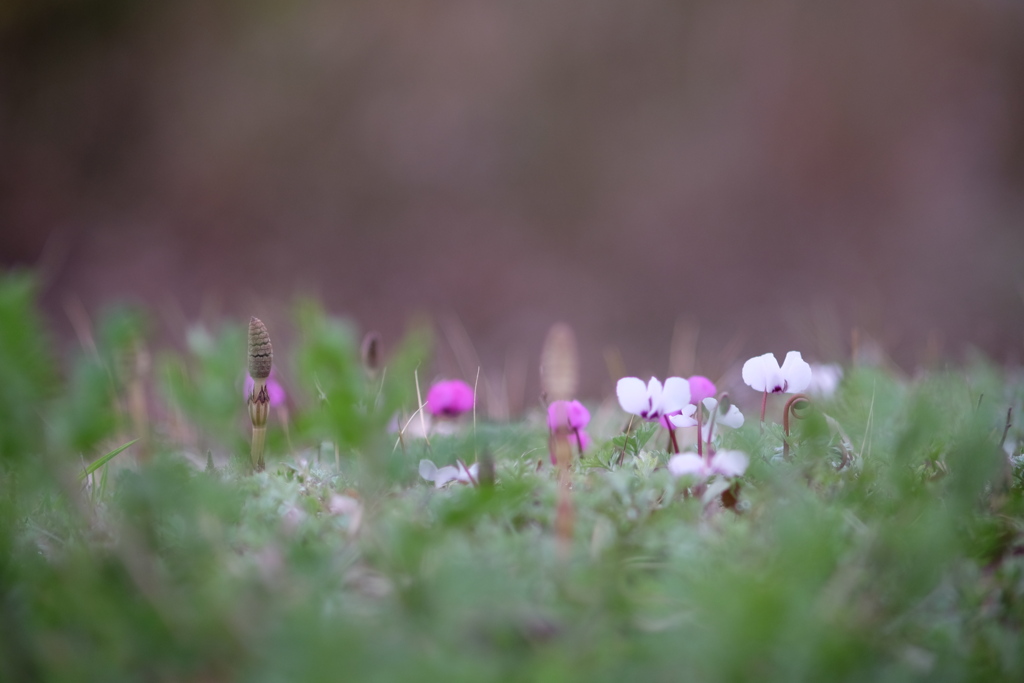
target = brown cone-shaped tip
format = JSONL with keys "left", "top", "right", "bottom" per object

{"left": 248, "top": 317, "right": 273, "bottom": 379}
{"left": 540, "top": 322, "right": 578, "bottom": 401}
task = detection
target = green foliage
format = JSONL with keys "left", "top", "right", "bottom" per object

{"left": 0, "top": 272, "right": 57, "bottom": 464}
{"left": 157, "top": 321, "right": 247, "bottom": 454}
{"left": 0, "top": 281, "right": 1023, "bottom": 681}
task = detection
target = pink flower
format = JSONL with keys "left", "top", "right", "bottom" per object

{"left": 244, "top": 370, "right": 286, "bottom": 407}
{"left": 547, "top": 400, "right": 591, "bottom": 431}
{"left": 688, "top": 376, "right": 717, "bottom": 404}
{"left": 667, "top": 450, "right": 749, "bottom": 481}
{"left": 548, "top": 400, "right": 592, "bottom": 464}
{"left": 426, "top": 379, "right": 474, "bottom": 417}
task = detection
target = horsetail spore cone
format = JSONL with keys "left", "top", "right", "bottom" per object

{"left": 248, "top": 317, "right": 273, "bottom": 380}
{"left": 247, "top": 317, "right": 273, "bottom": 472}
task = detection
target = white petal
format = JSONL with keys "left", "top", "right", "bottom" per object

{"left": 433, "top": 465, "right": 460, "bottom": 488}
{"left": 741, "top": 353, "right": 778, "bottom": 392}
{"left": 645, "top": 377, "right": 664, "bottom": 412}
{"left": 616, "top": 377, "right": 649, "bottom": 415}
{"left": 669, "top": 412, "right": 697, "bottom": 429}
{"left": 456, "top": 462, "right": 480, "bottom": 484}
{"left": 667, "top": 453, "right": 708, "bottom": 479}
{"left": 807, "top": 363, "right": 842, "bottom": 397}
{"left": 710, "top": 450, "right": 749, "bottom": 477}
{"left": 660, "top": 377, "right": 692, "bottom": 414}
{"left": 718, "top": 405, "right": 745, "bottom": 429}
{"left": 418, "top": 459, "right": 438, "bottom": 481}
{"left": 781, "top": 351, "right": 812, "bottom": 393}
{"left": 702, "top": 397, "right": 718, "bottom": 413}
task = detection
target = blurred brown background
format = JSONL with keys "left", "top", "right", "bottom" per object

{"left": 2, "top": 0, "right": 1024, "bottom": 404}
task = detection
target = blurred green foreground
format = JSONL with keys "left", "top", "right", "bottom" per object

{"left": 1, "top": 271, "right": 1023, "bottom": 682}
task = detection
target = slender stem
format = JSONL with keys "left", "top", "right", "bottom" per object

{"left": 251, "top": 426, "right": 266, "bottom": 472}
{"left": 1000, "top": 407, "right": 1013, "bottom": 450}
{"left": 705, "top": 392, "right": 728, "bottom": 447}
{"left": 760, "top": 389, "right": 768, "bottom": 426}
{"left": 617, "top": 415, "right": 634, "bottom": 466}
{"left": 573, "top": 427, "right": 585, "bottom": 458}
{"left": 782, "top": 393, "right": 810, "bottom": 461}
{"left": 669, "top": 428, "right": 680, "bottom": 454}
{"left": 696, "top": 408, "right": 703, "bottom": 460}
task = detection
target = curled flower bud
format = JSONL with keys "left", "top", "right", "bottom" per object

{"left": 248, "top": 317, "right": 273, "bottom": 380}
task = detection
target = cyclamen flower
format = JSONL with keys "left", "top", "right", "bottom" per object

{"left": 244, "top": 369, "right": 287, "bottom": 407}
{"left": 426, "top": 379, "right": 474, "bottom": 417}
{"left": 548, "top": 400, "right": 592, "bottom": 462}
{"left": 547, "top": 400, "right": 590, "bottom": 431}
{"left": 616, "top": 376, "right": 692, "bottom": 423}
{"left": 741, "top": 351, "right": 812, "bottom": 395}
{"left": 667, "top": 450, "right": 749, "bottom": 481}
{"left": 698, "top": 397, "right": 745, "bottom": 441}
{"left": 688, "top": 376, "right": 717, "bottom": 404}
{"left": 419, "top": 459, "right": 478, "bottom": 488}
{"left": 806, "top": 363, "right": 843, "bottom": 398}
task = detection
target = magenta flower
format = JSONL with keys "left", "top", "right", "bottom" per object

{"left": 244, "top": 369, "right": 286, "bottom": 407}
{"left": 547, "top": 400, "right": 590, "bottom": 431}
{"left": 548, "top": 399, "right": 592, "bottom": 463}
{"left": 426, "top": 379, "right": 475, "bottom": 417}
{"left": 688, "top": 376, "right": 717, "bottom": 404}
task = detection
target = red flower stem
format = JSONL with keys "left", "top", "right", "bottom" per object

{"left": 669, "top": 428, "right": 680, "bottom": 454}
{"left": 782, "top": 393, "right": 810, "bottom": 461}
{"left": 696, "top": 409, "right": 703, "bottom": 460}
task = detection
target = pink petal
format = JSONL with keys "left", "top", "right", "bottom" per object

{"left": 688, "top": 375, "right": 717, "bottom": 404}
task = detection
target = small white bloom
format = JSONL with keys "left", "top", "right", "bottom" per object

{"left": 741, "top": 351, "right": 812, "bottom": 394}
{"left": 667, "top": 449, "right": 749, "bottom": 481}
{"left": 616, "top": 376, "right": 691, "bottom": 422}
{"left": 806, "top": 363, "right": 843, "bottom": 398}
{"left": 700, "top": 397, "right": 745, "bottom": 441}
{"left": 418, "top": 459, "right": 479, "bottom": 488}
{"left": 668, "top": 404, "right": 699, "bottom": 429}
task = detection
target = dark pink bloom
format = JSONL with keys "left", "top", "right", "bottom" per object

{"left": 688, "top": 375, "right": 717, "bottom": 404}
{"left": 547, "top": 400, "right": 591, "bottom": 431}
{"left": 245, "top": 370, "right": 286, "bottom": 407}
{"left": 426, "top": 379, "right": 475, "bottom": 417}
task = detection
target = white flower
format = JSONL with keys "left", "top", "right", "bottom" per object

{"left": 418, "top": 459, "right": 479, "bottom": 488}
{"left": 741, "top": 351, "right": 812, "bottom": 394}
{"left": 616, "top": 376, "right": 692, "bottom": 422}
{"left": 667, "top": 405, "right": 699, "bottom": 429}
{"left": 806, "top": 363, "right": 843, "bottom": 398}
{"left": 699, "top": 397, "right": 745, "bottom": 441}
{"left": 667, "top": 450, "right": 749, "bottom": 481}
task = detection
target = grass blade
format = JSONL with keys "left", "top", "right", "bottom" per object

{"left": 79, "top": 438, "right": 138, "bottom": 480}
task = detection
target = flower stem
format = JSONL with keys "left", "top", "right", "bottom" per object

{"left": 668, "top": 428, "right": 680, "bottom": 454}
{"left": 760, "top": 389, "right": 768, "bottom": 427}
{"left": 782, "top": 393, "right": 810, "bottom": 461}
{"left": 251, "top": 425, "right": 266, "bottom": 472}
{"left": 696, "top": 409, "right": 703, "bottom": 460}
